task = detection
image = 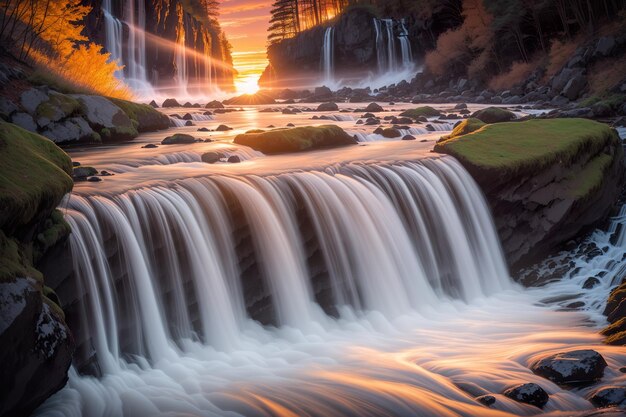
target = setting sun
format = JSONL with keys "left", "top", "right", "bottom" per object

{"left": 235, "top": 77, "right": 260, "bottom": 94}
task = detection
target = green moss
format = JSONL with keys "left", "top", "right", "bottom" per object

{"left": 470, "top": 107, "right": 516, "bottom": 124}
{"left": 440, "top": 118, "right": 486, "bottom": 142}
{"left": 100, "top": 127, "right": 111, "bottom": 139}
{"left": 0, "top": 121, "right": 73, "bottom": 229}
{"left": 0, "top": 230, "right": 42, "bottom": 283}
{"left": 33, "top": 209, "right": 71, "bottom": 263}
{"left": 108, "top": 97, "right": 169, "bottom": 132}
{"left": 234, "top": 125, "right": 357, "bottom": 154}
{"left": 35, "top": 93, "right": 81, "bottom": 120}
{"left": 28, "top": 69, "right": 89, "bottom": 95}
{"left": 399, "top": 106, "right": 441, "bottom": 118}
{"left": 434, "top": 119, "right": 618, "bottom": 176}
{"left": 566, "top": 154, "right": 612, "bottom": 199}
{"left": 579, "top": 93, "right": 626, "bottom": 110}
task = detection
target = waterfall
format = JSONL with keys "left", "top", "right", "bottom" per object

{"left": 321, "top": 26, "right": 335, "bottom": 83}
{"left": 175, "top": 22, "right": 189, "bottom": 96}
{"left": 373, "top": 18, "right": 386, "bottom": 74}
{"left": 60, "top": 158, "right": 510, "bottom": 368}
{"left": 383, "top": 19, "right": 397, "bottom": 73}
{"left": 102, "top": 0, "right": 154, "bottom": 95}
{"left": 399, "top": 19, "right": 413, "bottom": 68}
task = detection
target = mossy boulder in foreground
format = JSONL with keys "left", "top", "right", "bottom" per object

{"left": 439, "top": 118, "right": 485, "bottom": 141}
{"left": 234, "top": 125, "right": 357, "bottom": 154}
{"left": 435, "top": 118, "right": 624, "bottom": 268}
{"left": 0, "top": 121, "right": 74, "bottom": 416}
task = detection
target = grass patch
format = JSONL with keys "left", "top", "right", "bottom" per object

{"left": 566, "top": 153, "right": 612, "bottom": 199}
{"left": 434, "top": 118, "right": 619, "bottom": 176}
{"left": 0, "top": 230, "right": 42, "bottom": 283}
{"left": 234, "top": 125, "right": 357, "bottom": 154}
{"left": 440, "top": 118, "right": 486, "bottom": 142}
{"left": 0, "top": 121, "right": 73, "bottom": 229}
{"left": 399, "top": 106, "right": 441, "bottom": 118}
{"left": 29, "top": 68, "right": 90, "bottom": 95}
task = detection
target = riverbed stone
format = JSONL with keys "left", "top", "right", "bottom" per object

{"left": 503, "top": 383, "right": 549, "bottom": 408}
{"left": 201, "top": 152, "right": 222, "bottom": 163}
{"left": 317, "top": 102, "right": 339, "bottom": 111}
{"left": 589, "top": 386, "right": 626, "bottom": 407}
{"left": 20, "top": 88, "right": 49, "bottom": 114}
{"left": 11, "top": 112, "right": 37, "bottom": 132}
{"left": 161, "top": 133, "right": 196, "bottom": 145}
{"left": 531, "top": 350, "right": 607, "bottom": 386}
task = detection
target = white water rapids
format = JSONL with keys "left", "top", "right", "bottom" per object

{"left": 34, "top": 105, "right": 626, "bottom": 416}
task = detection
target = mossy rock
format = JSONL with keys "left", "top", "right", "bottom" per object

{"left": 161, "top": 133, "right": 196, "bottom": 145}
{"left": 470, "top": 107, "right": 516, "bottom": 124}
{"left": 0, "top": 121, "right": 73, "bottom": 230}
{"left": 33, "top": 209, "right": 70, "bottom": 263}
{"left": 234, "top": 125, "right": 357, "bottom": 154}
{"left": 35, "top": 93, "right": 81, "bottom": 122}
{"left": 399, "top": 106, "right": 441, "bottom": 118}
{"left": 434, "top": 119, "right": 618, "bottom": 178}
{"left": 108, "top": 97, "right": 170, "bottom": 132}
{"left": 72, "top": 166, "right": 97, "bottom": 178}
{"left": 439, "top": 118, "right": 486, "bottom": 142}
{"left": 0, "top": 230, "right": 42, "bottom": 283}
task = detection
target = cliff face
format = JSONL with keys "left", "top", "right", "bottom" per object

{"left": 435, "top": 119, "right": 625, "bottom": 270}
{"left": 260, "top": 7, "right": 418, "bottom": 88}
{"left": 83, "top": 0, "right": 235, "bottom": 93}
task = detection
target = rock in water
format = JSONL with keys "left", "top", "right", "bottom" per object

{"left": 161, "top": 134, "right": 196, "bottom": 145}
{"left": 470, "top": 107, "right": 516, "bottom": 124}
{"left": 589, "top": 386, "right": 626, "bottom": 407}
{"left": 162, "top": 98, "right": 181, "bottom": 108}
{"left": 365, "top": 103, "right": 384, "bottom": 112}
{"left": 317, "top": 102, "right": 339, "bottom": 111}
{"left": 201, "top": 152, "right": 222, "bottom": 164}
{"left": 227, "top": 155, "right": 241, "bottom": 163}
{"left": 476, "top": 395, "right": 496, "bottom": 406}
{"left": 216, "top": 124, "right": 233, "bottom": 131}
{"left": 205, "top": 100, "right": 225, "bottom": 109}
{"left": 531, "top": 350, "right": 607, "bottom": 385}
{"left": 503, "top": 383, "right": 549, "bottom": 408}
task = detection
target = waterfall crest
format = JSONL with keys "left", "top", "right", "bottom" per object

{"left": 63, "top": 157, "right": 510, "bottom": 368}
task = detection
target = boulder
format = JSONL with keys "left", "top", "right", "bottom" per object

{"left": 317, "top": 102, "right": 339, "bottom": 111}
{"left": 72, "top": 166, "right": 98, "bottom": 179}
{"left": 476, "top": 395, "right": 496, "bottom": 406}
{"left": 531, "top": 350, "right": 607, "bottom": 385}
{"left": 205, "top": 100, "right": 225, "bottom": 109}
{"left": 201, "top": 152, "right": 222, "bottom": 164}
{"left": 234, "top": 125, "right": 357, "bottom": 154}
{"left": 562, "top": 74, "right": 587, "bottom": 101}
{"left": 0, "top": 97, "right": 18, "bottom": 118}
{"left": 162, "top": 98, "right": 181, "bottom": 108}
{"left": 71, "top": 95, "right": 137, "bottom": 141}
{"left": 161, "top": 134, "right": 196, "bottom": 145}
{"left": 455, "top": 103, "right": 468, "bottom": 110}
{"left": 364, "top": 103, "right": 384, "bottom": 112}
{"left": 402, "top": 135, "right": 416, "bottom": 141}
{"left": 11, "top": 112, "right": 37, "bottom": 132}
{"left": 595, "top": 37, "right": 616, "bottom": 57}
{"left": 503, "top": 383, "right": 549, "bottom": 408}
{"left": 148, "top": 100, "right": 159, "bottom": 108}
{"left": 400, "top": 106, "right": 441, "bottom": 118}
{"left": 216, "top": 124, "right": 233, "bottom": 131}
{"left": 470, "top": 107, "right": 516, "bottom": 124}
{"left": 227, "top": 155, "right": 241, "bottom": 163}
{"left": 43, "top": 118, "right": 96, "bottom": 144}
{"left": 107, "top": 98, "right": 170, "bottom": 132}
{"left": 583, "top": 277, "right": 600, "bottom": 289}
{"left": 589, "top": 386, "right": 626, "bottom": 407}
{"left": 20, "top": 88, "right": 49, "bottom": 114}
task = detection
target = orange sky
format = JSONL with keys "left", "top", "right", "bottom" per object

{"left": 219, "top": 0, "right": 272, "bottom": 93}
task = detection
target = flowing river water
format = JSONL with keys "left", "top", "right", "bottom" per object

{"left": 35, "top": 103, "right": 626, "bottom": 417}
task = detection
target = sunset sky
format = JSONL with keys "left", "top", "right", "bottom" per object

{"left": 219, "top": 0, "right": 272, "bottom": 93}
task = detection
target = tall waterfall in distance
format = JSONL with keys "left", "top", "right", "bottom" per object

{"left": 321, "top": 26, "right": 335, "bottom": 83}
{"left": 399, "top": 19, "right": 413, "bottom": 68}
{"left": 383, "top": 19, "right": 397, "bottom": 73}
{"left": 102, "top": 0, "right": 154, "bottom": 95}
{"left": 62, "top": 158, "right": 510, "bottom": 368}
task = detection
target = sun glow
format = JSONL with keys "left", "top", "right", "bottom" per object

{"left": 236, "top": 77, "right": 260, "bottom": 94}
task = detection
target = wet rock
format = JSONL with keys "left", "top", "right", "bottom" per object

{"left": 402, "top": 135, "right": 416, "bottom": 141}
{"left": 476, "top": 395, "right": 496, "bottom": 406}
{"left": 227, "top": 155, "right": 241, "bottom": 163}
{"left": 470, "top": 107, "right": 516, "bottom": 124}
{"left": 162, "top": 98, "right": 181, "bottom": 108}
{"left": 531, "top": 350, "right": 607, "bottom": 386}
{"left": 583, "top": 277, "right": 600, "bottom": 289}
{"left": 216, "top": 124, "right": 233, "bottom": 131}
{"left": 183, "top": 102, "right": 193, "bottom": 108}
{"left": 205, "top": 100, "right": 225, "bottom": 109}
{"left": 503, "top": 383, "right": 549, "bottom": 408}
{"left": 185, "top": 121, "right": 194, "bottom": 126}
{"left": 148, "top": 100, "right": 159, "bottom": 108}
{"left": 317, "top": 102, "right": 339, "bottom": 112}
{"left": 455, "top": 103, "right": 468, "bottom": 110}
{"left": 87, "top": 176, "right": 102, "bottom": 182}
{"left": 72, "top": 166, "right": 97, "bottom": 179}
{"left": 563, "top": 74, "right": 587, "bottom": 100}
{"left": 589, "top": 386, "right": 626, "bottom": 407}
{"left": 365, "top": 102, "right": 384, "bottom": 112}
{"left": 365, "top": 118, "right": 379, "bottom": 125}
{"left": 100, "top": 170, "right": 113, "bottom": 176}
{"left": 197, "top": 127, "right": 210, "bottom": 132}
{"left": 182, "top": 113, "right": 193, "bottom": 120}
{"left": 201, "top": 152, "right": 222, "bottom": 164}
{"left": 142, "top": 144, "right": 158, "bottom": 149}
{"left": 287, "top": 123, "right": 295, "bottom": 127}
{"left": 161, "top": 133, "right": 196, "bottom": 145}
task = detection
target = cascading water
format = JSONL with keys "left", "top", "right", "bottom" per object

{"left": 383, "top": 19, "right": 397, "bottom": 73}
{"left": 321, "top": 27, "right": 335, "bottom": 84}
{"left": 175, "top": 22, "right": 189, "bottom": 97}
{"left": 398, "top": 19, "right": 413, "bottom": 69}
{"left": 102, "top": 0, "right": 154, "bottom": 95}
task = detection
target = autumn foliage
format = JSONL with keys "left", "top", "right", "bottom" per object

{"left": 0, "top": 0, "right": 131, "bottom": 99}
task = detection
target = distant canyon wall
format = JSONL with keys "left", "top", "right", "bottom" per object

{"left": 83, "top": 0, "right": 235, "bottom": 94}
{"left": 259, "top": 7, "right": 423, "bottom": 89}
